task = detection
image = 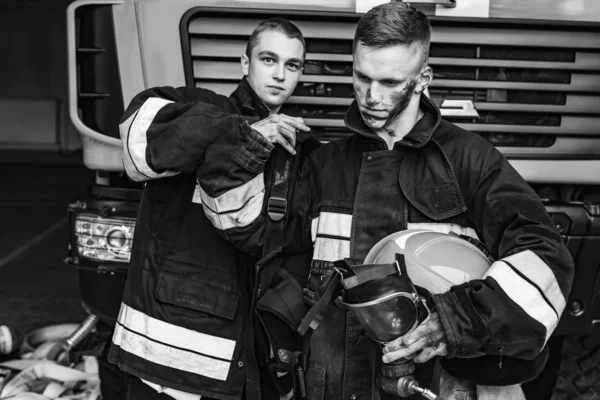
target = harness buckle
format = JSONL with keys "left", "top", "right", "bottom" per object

{"left": 267, "top": 196, "right": 287, "bottom": 221}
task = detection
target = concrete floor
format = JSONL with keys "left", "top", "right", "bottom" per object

{"left": 0, "top": 155, "right": 89, "bottom": 344}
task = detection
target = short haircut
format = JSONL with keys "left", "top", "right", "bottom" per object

{"left": 245, "top": 18, "right": 306, "bottom": 60}
{"left": 353, "top": 2, "right": 431, "bottom": 66}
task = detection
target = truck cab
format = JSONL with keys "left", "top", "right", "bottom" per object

{"left": 65, "top": 0, "right": 600, "bottom": 397}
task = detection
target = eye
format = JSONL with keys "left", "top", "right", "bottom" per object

{"left": 357, "top": 74, "right": 370, "bottom": 83}
{"left": 382, "top": 80, "right": 399, "bottom": 86}
{"left": 263, "top": 57, "right": 274, "bottom": 64}
{"left": 287, "top": 63, "right": 301, "bottom": 71}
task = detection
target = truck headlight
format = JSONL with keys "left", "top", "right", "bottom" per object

{"left": 74, "top": 213, "right": 135, "bottom": 262}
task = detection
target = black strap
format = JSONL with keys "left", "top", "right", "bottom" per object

{"left": 341, "top": 263, "right": 399, "bottom": 289}
{"left": 297, "top": 271, "right": 342, "bottom": 335}
{"left": 244, "top": 262, "right": 262, "bottom": 400}
{"left": 254, "top": 147, "right": 307, "bottom": 399}
{"left": 257, "top": 147, "right": 294, "bottom": 293}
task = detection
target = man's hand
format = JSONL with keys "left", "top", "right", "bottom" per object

{"left": 382, "top": 311, "right": 448, "bottom": 364}
{"left": 251, "top": 114, "right": 311, "bottom": 155}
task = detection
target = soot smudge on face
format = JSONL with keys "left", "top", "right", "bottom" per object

{"left": 382, "top": 78, "right": 418, "bottom": 132}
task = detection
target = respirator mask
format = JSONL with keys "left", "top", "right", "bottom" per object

{"left": 335, "top": 253, "right": 437, "bottom": 399}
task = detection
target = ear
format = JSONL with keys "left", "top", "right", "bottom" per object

{"left": 416, "top": 65, "right": 433, "bottom": 95}
{"left": 240, "top": 54, "right": 250, "bottom": 76}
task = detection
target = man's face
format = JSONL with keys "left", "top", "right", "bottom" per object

{"left": 352, "top": 41, "right": 425, "bottom": 131}
{"left": 242, "top": 31, "right": 304, "bottom": 112}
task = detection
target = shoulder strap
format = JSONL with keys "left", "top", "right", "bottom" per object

{"left": 257, "top": 146, "right": 295, "bottom": 293}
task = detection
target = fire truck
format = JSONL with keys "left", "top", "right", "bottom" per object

{"left": 65, "top": 0, "right": 600, "bottom": 397}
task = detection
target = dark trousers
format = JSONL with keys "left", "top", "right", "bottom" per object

{"left": 97, "top": 344, "right": 129, "bottom": 400}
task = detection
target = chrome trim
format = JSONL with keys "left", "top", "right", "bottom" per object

{"left": 341, "top": 291, "right": 419, "bottom": 308}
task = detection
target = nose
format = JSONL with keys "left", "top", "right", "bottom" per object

{"left": 272, "top": 62, "right": 285, "bottom": 82}
{"left": 366, "top": 83, "right": 382, "bottom": 106}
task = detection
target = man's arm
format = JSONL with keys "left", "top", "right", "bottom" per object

{"left": 197, "top": 114, "right": 314, "bottom": 257}
{"left": 120, "top": 86, "right": 255, "bottom": 181}
{"left": 384, "top": 147, "right": 574, "bottom": 363}
{"left": 435, "top": 153, "right": 573, "bottom": 360}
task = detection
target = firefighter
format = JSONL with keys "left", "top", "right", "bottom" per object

{"left": 196, "top": 3, "right": 574, "bottom": 399}
{"left": 108, "top": 18, "right": 311, "bottom": 400}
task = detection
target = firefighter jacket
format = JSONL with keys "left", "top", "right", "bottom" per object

{"left": 108, "top": 78, "right": 278, "bottom": 400}
{"left": 197, "top": 95, "right": 575, "bottom": 400}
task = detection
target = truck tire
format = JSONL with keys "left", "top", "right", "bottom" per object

{"left": 551, "top": 333, "right": 600, "bottom": 400}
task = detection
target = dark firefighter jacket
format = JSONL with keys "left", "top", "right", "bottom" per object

{"left": 108, "top": 78, "right": 288, "bottom": 400}
{"left": 196, "top": 95, "right": 575, "bottom": 400}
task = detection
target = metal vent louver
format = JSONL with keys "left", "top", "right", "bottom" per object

{"left": 185, "top": 11, "right": 600, "bottom": 160}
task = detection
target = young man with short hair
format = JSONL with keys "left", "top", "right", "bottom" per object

{"left": 108, "top": 18, "right": 309, "bottom": 400}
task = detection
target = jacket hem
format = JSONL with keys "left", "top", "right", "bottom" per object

{"left": 114, "top": 360, "right": 243, "bottom": 400}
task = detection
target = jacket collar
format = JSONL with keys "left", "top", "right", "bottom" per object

{"left": 344, "top": 95, "right": 442, "bottom": 149}
{"left": 230, "top": 77, "right": 271, "bottom": 119}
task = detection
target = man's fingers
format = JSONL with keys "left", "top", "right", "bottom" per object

{"left": 382, "top": 337, "right": 428, "bottom": 363}
{"left": 278, "top": 115, "right": 311, "bottom": 132}
{"left": 273, "top": 135, "right": 296, "bottom": 155}
{"left": 413, "top": 342, "right": 448, "bottom": 364}
{"left": 384, "top": 330, "right": 442, "bottom": 354}
{"left": 277, "top": 121, "right": 297, "bottom": 148}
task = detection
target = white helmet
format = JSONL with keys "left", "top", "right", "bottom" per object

{"left": 363, "top": 229, "right": 492, "bottom": 295}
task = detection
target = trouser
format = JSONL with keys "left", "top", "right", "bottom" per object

{"left": 97, "top": 322, "right": 129, "bottom": 400}
{"left": 97, "top": 351, "right": 129, "bottom": 400}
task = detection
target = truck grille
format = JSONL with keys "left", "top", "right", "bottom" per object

{"left": 183, "top": 11, "right": 600, "bottom": 160}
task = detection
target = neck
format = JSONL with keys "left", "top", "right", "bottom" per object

{"left": 375, "top": 95, "right": 423, "bottom": 150}
{"left": 269, "top": 105, "right": 281, "bottom": 115}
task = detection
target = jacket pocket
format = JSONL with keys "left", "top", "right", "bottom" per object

{"left": 399, "top": 147, "right": 466, "bottom": 221}
{"left": 155, "top": 269, "right": 239, "bottom": 320}
{"left": 305, "top": 365, "right": 326, "bottom": 400}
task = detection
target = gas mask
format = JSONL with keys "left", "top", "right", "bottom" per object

{"left": 334, "top": 254, "right": 438, "bottom": 399}
{"left": 299, "top": 229, "right": 493, "bottom": 399}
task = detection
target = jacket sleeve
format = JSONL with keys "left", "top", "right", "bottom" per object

{"left": 119, "top": 86, "right": 259, "bottom": 182}
{"left": 433, "top": 145, "right": 574, "bottom": 361}
{"left": 195, "top": 121, "right": 273, "bottom": 257}
{"left": 197, "top": 129, "right": 318, "bottom": 258}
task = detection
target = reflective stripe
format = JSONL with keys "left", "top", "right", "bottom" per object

{"left": 312, "top": 211, "right": 352, "bottom": 261}
{"left": 120, "top": 98, "right": 179, "bottom": 182}
{"left": 502, "top": 250, "right": 567, "bottom": 318}
{"left": 314, "top": 212, "right": 353, "bottom": 238}
{"left": 200, "top": 177, "right": 265, "bottom": 230}
{"left": 407, "top": 222, "right": 479, "bottom": 240}
{"left": 192, "top": 182, "right": 202, "bottom": 204}
{"left": 200, "top": 173, "right": 265, "bottom": 213}
{"left": 484, "top": 252, "right": 562, "bottom": 339}
{"left": 313, "top": 237, "right": 350, "bottom": 262}
{"left": 112, "top": 303, "right": 235, "bottom": 380}
{"left": 202, "top": 192, "right": 264, "bottom": 230}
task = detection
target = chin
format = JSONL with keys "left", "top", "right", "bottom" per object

{"left": 366, "top": 121, "right": 385, "bottom": 130}
{"left": 360, "top": 116, "right": 385, "bottom": 130}
{"left": 264, "top": 95, "right": 285, "bottom": 108}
